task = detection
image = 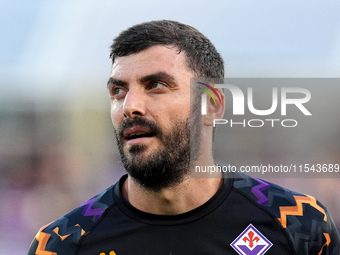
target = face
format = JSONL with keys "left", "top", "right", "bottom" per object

{"left": 108, "top": 45, "right": 202, "bottom": 191}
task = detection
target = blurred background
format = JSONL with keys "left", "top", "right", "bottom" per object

{"left": 1, "top": 0, "right": 340, "bottom": 253}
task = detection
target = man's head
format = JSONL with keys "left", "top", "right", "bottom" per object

{"left": 108, "top": 20, "right": 224, "bottom": 191}
{"left": 110, "top": 20, "right": 224, "bottom": 79}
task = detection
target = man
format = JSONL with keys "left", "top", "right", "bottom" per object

{"left": 28, "top": 20, "right": 339, "bottom": 255}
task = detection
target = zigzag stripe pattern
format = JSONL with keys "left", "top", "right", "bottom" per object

{"left": 318, "top": 233, "right": 331, "bottom": 255}
{"left": 232, "top": 173, "right": 338, "bottom": 254}
{"left": 308, "top": 219, "right": 326, "bottom": 248}
{"left": 35, "top": 223, "right": 56, "bottom": 255}
{"left": 53, "top": 227, "right": 71, "bottom": 241}
{"left": 278, "top": 195, "right": 327, "bottom": 228}
{"left": 52, "top": 223, "right": 86, "bottom": 242}
{"left": 36, "top": 220, "right": 87, "bottom": 253}
{"left": 251, "top": 177, "right": 270, "bottom": 205}
{"left": 266, "top": 187, "right": 297, "bottom": 208}
{"left": 31, "top": 187, "right": 115, "bottom": 254}
{"left": 80, "top": 198, "right": 105, "bottom": 222}
{"left": 233, "top": 175, "right": 253, "bottom": 189}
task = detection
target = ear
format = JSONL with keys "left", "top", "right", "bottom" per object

{"left": 203, "top": 88, "right": 225, "bottom": 126}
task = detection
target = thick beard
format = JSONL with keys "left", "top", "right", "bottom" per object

{"left": 114, "top": 114, "right": 201, "bottom": 192}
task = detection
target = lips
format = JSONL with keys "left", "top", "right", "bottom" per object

{"left": 123, "top": 126, "right": 157, "bottom": 141}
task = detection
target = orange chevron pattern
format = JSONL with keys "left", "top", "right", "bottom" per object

{"left": 278, "top": 195, "right": 327, "bottom": 228}
{"left": 318, "top": 233, "right": 331, "bottom": 255}
{"left": 53, "top": 227, "right": 71, "bottom": 241}
{"left": 75, "top": 224, "right": 86, "bottom": 236}
{"left": 36, "top": 223, "right": 57, "bottom": 255}
{"left": 52, "top": 224, "right": 86, "bottom": 241}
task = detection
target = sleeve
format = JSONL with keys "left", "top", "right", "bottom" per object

{"left": 27, "top": 221, "right": 83, "bottom": 255}
{"left": 27, "top": 238, "right": 39, "bottom": 255}
{"left": 27, "top": 223, "right": 58, "bottom": 255}
{"left": 277, "top": 194, "right": 340, "bottom": 255}
{"left": 27, "top": 186, "right": 115, "bottom": 255}
{"left": 318, "top": 209, "right": 340, "bottom": 255}
{"left": 234, "top": 174, "right": 340, "bottom": 255}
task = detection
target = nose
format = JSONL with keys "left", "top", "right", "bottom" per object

{"left": 123, "top": 88, "right": 146, "bottom": 118}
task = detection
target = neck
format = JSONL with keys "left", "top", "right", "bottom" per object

{"left": 122, "top": 164, "right": 222, "bottom": 215}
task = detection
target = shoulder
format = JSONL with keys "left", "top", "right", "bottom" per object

{"left": 28, "top": 185, "right": 115, "bottom": 255}
{"left": 232, "top": 172, "right": 340, "bottom": 254}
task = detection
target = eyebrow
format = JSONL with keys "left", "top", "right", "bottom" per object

{"left": 107, "top": 72, "right": 176, "bottom": 88}
{"left": 107, "top": 78, "right": 127, "bottom": 88}
{"left": 140, "top": 72, "right": 176, "bottom": 84}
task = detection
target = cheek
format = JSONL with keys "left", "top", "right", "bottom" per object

{"left": 175, "top": 93, "right": 191, "bottom": 116}
{"left": 160, "top": 97, "right": 191, "bottom": 124}
{"left": 110, "top": 102, "right": 123, "bottom": 129}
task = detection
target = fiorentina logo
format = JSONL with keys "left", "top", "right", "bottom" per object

{"left": 230, "top": 224, "right": 272, "bottom": 255}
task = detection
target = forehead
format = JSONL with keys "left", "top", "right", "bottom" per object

{"left": 110, "top": 45, "right": 193, "bottom": 81}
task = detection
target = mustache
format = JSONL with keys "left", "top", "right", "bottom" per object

{"left": 118, "top": 117, "right": 162, "bottom": 138}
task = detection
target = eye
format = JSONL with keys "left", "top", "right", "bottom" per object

{"left": 149, "top": 81, "right": 167, "bottom": 90}
{"left": 113, "top": 87, "right": 123, "bottom": 95}
{"left": 109, "top": 86, "right": 126, "bottom": 98}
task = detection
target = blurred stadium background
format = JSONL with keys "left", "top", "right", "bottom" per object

{"left": 1, "top": 0, "right": 340, "bottom": 253}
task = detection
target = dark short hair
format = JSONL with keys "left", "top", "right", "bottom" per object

{"left": 110, "top": 20, "right": 224, "bottom": 79}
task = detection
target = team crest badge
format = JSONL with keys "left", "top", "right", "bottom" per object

{"left": 230, "top": 224, "right": 272, "bottom": 255}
